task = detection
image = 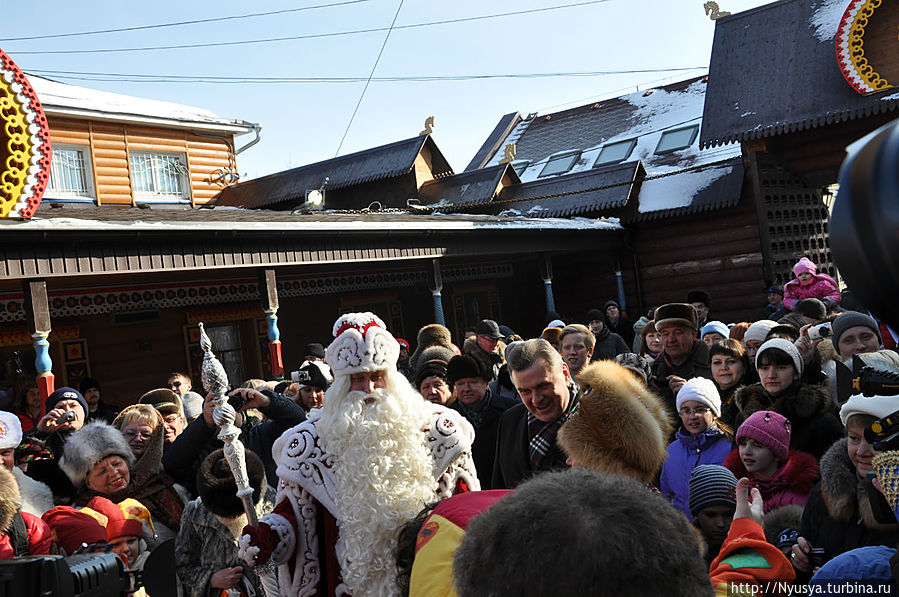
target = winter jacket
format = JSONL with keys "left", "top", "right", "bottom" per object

{"left": 14, "top": 409, "right": 39, "bottom": 433}
{"left": 710, "top": 517, "right": 795, "bottom": 594}
{"left": 716, "top": 383, "right": 744, "bottom": 430}
{"left": 86, "top": 401, "right": 119, "bottom": 425}
{"left": 11, "top": 467, "right": 53, "bottom": 517}
{"left": 450, "top": 388, "right": 519, "bottom": 490}
{"left": 0, "top": 475, "right": 52, "bottom": 559}
{"left": 649, "top": 340, "right": 713, "bottom": 419}
{"left": 175, "top": 487, "right": 277, "bottom": 597}
{"left": 724, "top": 449, "right": 819, "bottom": 512}
{"left": 799, "top": 438, "right": 899, "bottom": 565}
{"left": 606, "top": 315, "right": 635, "bottom": 348}
{"left": 590, "top": 326, "right": 630, "bottom": 361}
{"left": 660, "top": 425, "right": 732, "bottom": 518}
{"left": 23, "top": 428, "right": 77, "bottom": 504}
{"left": 734, "top": 382, "right": 842, "bottom": 460}
{"left": 162, "top": 390, "right": 305, "bottom": 495}
{"left": 783, "top": 274, "right": 840, "bottom": 310}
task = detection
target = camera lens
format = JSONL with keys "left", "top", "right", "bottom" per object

{"left": 820, "top": 327, "right": 830, "bottom": 337}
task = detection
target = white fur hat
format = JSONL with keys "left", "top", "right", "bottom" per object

{"left": 0, "top": 411, "right": 22, "bottom": 450}
{"left": 325, "top": 312, "right": 400, "bottom": 377}
{"left": 744, "top": 320, "right": 778, "bottom": 344}
{"left": 840, "top": 394, "right": 899, "bottom": 426}
{"left": 60, "top": 422, "right": 134, "bottom": 488}
{"left": 675, "top": 377, "right": 721, "bottom": 418}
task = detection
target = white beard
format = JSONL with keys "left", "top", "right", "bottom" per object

{"left": 317, "top": 373, "right": 435, "bottom": 597}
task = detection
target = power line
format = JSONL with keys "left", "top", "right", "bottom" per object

{"left": 27, "top": 66, "right": 706, "bottom": 85}
{"left": 9, "top": 0, "right": 611, "bottom": 55}
{"left": 0, "top": 0, "right": 370, "bottom": 42}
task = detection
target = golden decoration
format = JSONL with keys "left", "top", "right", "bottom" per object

{"left": 703, "top": 1, "right": 730, "bottom": 20}
{"left": 847, "top": 0, "right": 892, "bottom": 93}
{"left": 419, "top": 116, "right": 435, "bottom": 136}
{"left": 499, "top": 142, "right": 517, "bottom": 164}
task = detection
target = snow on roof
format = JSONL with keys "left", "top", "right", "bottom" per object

{"left": 637, "top": 163, "right": 735, "bottom": 213}
{"left": 29, "top": 74, "right": 257, "bottom": 133}
{"left": 810, "top": 0, "right": 849, "bottom": 42}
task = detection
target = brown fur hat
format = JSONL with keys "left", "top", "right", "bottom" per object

{"left": 559, "top": 361, "right": 674, "bottom": 484}
{"left": 408, "top": 324, "right": 455, "bottom": 372}
{"left": 0, "top": 467, "right": 20, "bottom": 534}
{"left": 197, "top": 448, "right": 266, "bottom": 518}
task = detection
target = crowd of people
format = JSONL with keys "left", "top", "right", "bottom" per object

{"left": 1, "top": 256, "right": 899, "bottom": 596}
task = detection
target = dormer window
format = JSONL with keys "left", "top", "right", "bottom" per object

{"left": 655, "top": 125, "right": 699, "bottom": 154}
{"left": 511, "top": 160, "right": 530, "bottom": 175}
{"left": 47, "top": 144, "right": 95, "bottom": 202}
{"left": 538, "top": 151, "right": 580, "bottom": 177}
{"left": 130, "top": 151, "right": 191, "bottom": 203}
{"left": 594, "top": 139, "right": 637, "bottom": 167}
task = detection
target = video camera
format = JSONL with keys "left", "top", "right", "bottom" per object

{"left": 836, "top": 355, "right": 899, "bottom": 451}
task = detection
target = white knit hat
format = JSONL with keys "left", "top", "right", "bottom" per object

{"left": 840, "top": 394, "right": 899, "bottom": 426}
{"left": 755, "top": 338, "right": 803, "bottom": 375}
{"left": 675, "top": 377, "right": 721, "bottom": 418}
{"left": 325, "top": 312, "right": 400, "bottom": 377}
{"left": 0, "top": 412, "right": 22, "bottom": 450}
{"left": 744, "top": 320, "right": 778, "bottom": 344}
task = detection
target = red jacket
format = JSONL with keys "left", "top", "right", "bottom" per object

{"left": 710, "top": 517, "right": 795, "bottom": 595}
{"left": 724, "top": 449, "right": 819, "bottom": 513}
{"left": 0, "top": 511, "right": 53, "bottom": 559}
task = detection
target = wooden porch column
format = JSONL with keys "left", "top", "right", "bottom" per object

{"left": 539, "top": 255, "right": 557, "bottom": 316}
{"left": 22, "top": 279, "right": 53, "bottom": 412}
{"left": 427, "top": 259, "right": 446, "bottom": 326}
{"left": 258, "top": 268, "right": 283, "bottom": 377}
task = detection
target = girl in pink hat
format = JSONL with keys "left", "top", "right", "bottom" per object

{"left": 783, "top": 257, "right": 840, "bottom": 311}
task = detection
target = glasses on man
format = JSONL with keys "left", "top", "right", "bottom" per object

{"left": 679, "top": 406, "right": 710, "bottom": 417}
{"left": 169, "top": 381, "right": 182, "bottom": 388}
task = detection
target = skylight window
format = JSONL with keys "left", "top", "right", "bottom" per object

{"left": 594, "top": 139, "right": 637, "bottom": 167}
{"left": 511, "top": 160, "right": 530, "bottom": 175}
{"left": 538, "top": 151, "right": 580, "bottom": 177}
{"left": 655, "top": 125, "right": 699, "bottom": 154}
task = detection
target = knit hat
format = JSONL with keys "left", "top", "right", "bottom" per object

{"left": 414, "top": 345, "right": 455, "bottom": 389}
{"left": 687, "top": 290, "right": 712, "bottom": 308}
{"left": 756, "top": 338, "right": 804, "bottom": 375}
{"left": 736, "top": 410, "right": 791, "bottom": 462}
{"left": 743, "top": 320, "right": 778, "bottom": 344}
{"left": 688, "top": 464, "right": 737, "bottom": 517}
{"left": 325, "top": 312, "right": 400, "bottom": 377}
{"left": 42, "top": 506, "right": 109, "bottom": 554}
{"left": 614, "top": 353, "right": 651, "bottom": 384}
{"left": 0, "top": 411, "right": 22, "bottom": 450}
{"left": 700, "top": 321, "right": 729, "bottom": 340}
{"left": 197, "top": 448, "right": 266, "bottom": 518}
{"left": 793, "top": 257, "right": 817, "bottom": 276}
{"left": 832, "top": 311, "right": 882, "bottom": 356}
{"left": 475, "top": 319, "right": 502, "bottom": 340}
{"left": 654, "top": 303, "right": 698, "bottom": 330}
{"left": 547, "top": 319, "right": 566, "bottom": 329}
{"left": 302, "top": 342, "right": 326, "bottom": 359}
{"left": 293, "top": 361, "right": 332, "bottom": 391}
{"left": 603, "top": 300, "right": 620, "bottom": 311}
{"left": 795, "top": 298, "right": 827, "bottom": 320}
{"left": 85, "top": 496, "right": 143, "bottom": 539}
{"left": 447, "top": 353, "right": 492, "bottom": 389}
{"left": 181, "top": 391, "right": 205, "bottom": 420}
{"left": 396, "top": 338, "right": 410, "bottom": 351}
{"left": 78, "top": 377, "right": 100, "bottom": 395}
{"left": 767, "top": 286, "right": 784, "bottom": 296}
{"left": 59, "top": 422, "right": 134, "bottom": 488}
{"left": 47, "top": 387, "right": 89, "bottom": 419}
{"left": 138, "top": 388, "right": 183, "bottom": 417}
{"left": 839, "top": 394, "right": 899, "bottom": 426}
{"left": 585, "top": 309, "right": 604, "bottom": 323}
{"left": 498, "top": 325, "right": 516, "bottom": 339}
{"left": 675, "top": 377, "right": 722, "bottom": 418}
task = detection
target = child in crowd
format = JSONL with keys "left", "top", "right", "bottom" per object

{"left": 688, "top": 464, "right": 738, "bottom": 567}
{"left": 725, "top": 410, "right": 819, "bottom": 513}
{"left": 660, "top": 377, "right": 733, "bottom": 518}
{"left": 783, "top": 257, "right": 840, "bottom": 311}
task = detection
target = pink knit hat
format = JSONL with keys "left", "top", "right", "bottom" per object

{"left": 793, "top": 257, "right": 817, "bottom": 277}
{"left": 736, "top": 410, "right": 791, "bottom": 462}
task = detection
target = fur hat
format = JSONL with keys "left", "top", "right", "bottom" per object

{"left": 197, "top": 448, "right": 266, "bottom": 518}
{"left": 417, "top": 324, "right": 453, "bottom": 351}
{"left": 676, "top": 377, "right": 721, "bottom": 418}
{"left": 0, "top": 467, "right": 20, "bottom": 534}
{"left": 832, "top": 311, "right": 882, "bottom": 356}
{"left": 0, "top": 411, "right": 23, "bottom": 450}
{"left": 687, "top": 290, "right": 711, "bottom": 308}
{"left": 78, "top": 377, "right": 101, "bottom": 395}
{"left": 325, "top": 312, "right": 400, "bottom": 377}
{"left": 614, "top": 353, "right": 651, "bottom": 384}
{"left": 42, "top": 505, "right": 108, "bottom": 554}
{"left": 700, "top": 321, "right": 729, "bottom": 340}
{"left": 302, "top": 342, "right": 326, "bottom": 359}
{"left": 654, "top": 303, "right": 698, "bottom": 330}
{"left": 138, "top": 388, "right": 183, "bottom": 417}
{"left": 181, "top": 391, "right": 205, "bottom": 421}
{"left": 559, "top": 361, "right": 673, "bottom": 483}
{"left": 736, "top": 410, "right": 791, "bottom": 462}
{"left": 795, "top": 298, "right": 827, "bottom": 321}
{"left": 541, "top": 327, "right": 562, "bottom": 345}
{"left": 688, "top": 464, "right": 737, "bottom": 517}
{"left": 47, "top": 387, "right": 89, "bottom": 419}
{"left": 447, "top": 353, "right": 492, "bottom": 388}
{"left": 793, "top": 257, "right": 817, "bottom": 276}
{"left": 839, "top": 394, "right": 899, "bottom": 427}
{"left": 60, "top": 422, "right": 134, "bottom": 488}
{"left": 744, "top": 320, "right": 778, "bottom": 344}
{"left": 414, "top": 345, "right": 455, "bottom": 388}
{"left": 756, "top": 338, "right": 803, "bottom": 374}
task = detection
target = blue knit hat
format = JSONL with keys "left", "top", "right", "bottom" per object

{"left": 688, "top": 464, "right": 737, "bottom": 517}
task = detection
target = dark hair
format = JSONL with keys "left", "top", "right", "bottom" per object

{"left": 639, "top": 320, "right": 659, "bottom": 357}
{"left": 452, "top": 469, "right": 713, "bottom": 597}
{"left": 767, "top": 324, "right": 800, "bottom": 342}
{"left": 756, "top": 347, "right": 795, "bottom": 369}
{"left": 709, "top": 339, "right": 750, "bottom": 372}
{"left": 395, "top": 502, "right": 439, "bottom": 597}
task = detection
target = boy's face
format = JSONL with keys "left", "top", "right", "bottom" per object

{"left": 110, "top": 535, "right": 141, "bottom": 567}
{"left": 693, "top": 504, "right": 735, "bottom": 546}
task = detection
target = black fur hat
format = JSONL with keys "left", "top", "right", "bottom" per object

{"left": 446, "top": 352, "right": 492, "bottom": 389}
{"left": 197, "top": 448, "right": 266, "bottom": 517}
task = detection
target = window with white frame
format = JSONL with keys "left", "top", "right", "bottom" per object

{"left": 594, "top": 138, "right": 637, "bottom": 167}
{"left": 129, "top": 151, "right": 190, "bottom": 202}
{"left": 538, "top": 151, "right": 581, "bottom": 177}
{"left": 655, "top": 125, "right": 699, "bottom": 154}
{"left": 47, "top": 145, "right": 94, "bottom": 201}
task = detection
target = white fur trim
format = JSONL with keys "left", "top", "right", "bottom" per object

{"left": 272, "top": 415, "right": 339, "bottom": 517}
{"left": 0, "top": 412, "right": 22, "bottom": 450}
{"left": 426, "top": 404, "right": 476, "bottom": 480}
{"left": 59, "top": 422, "right": 134, "bottom": 487}
{"left": 237, "top": 534, "right": 259, "bottom": 567}
{"left": 325, "top": 312, "right": 400, "bottom": 377}
{"left": 260, "top": 513, "right": 296, "bottom": 565}
{"left": 12, "top": 467, "right": 53, "bottom": 517}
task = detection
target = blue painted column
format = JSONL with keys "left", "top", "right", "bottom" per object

{"left": 432, "top": 290, "right": 446, "bottom": 326}
{"left": 265, "top": 309, "right": 283, "bottom": 377}
{"left": 615, "top": 269, "right": 627, "bottom": 316}
{"left": 543, "top": 278, "right": 556, "bottom": 314}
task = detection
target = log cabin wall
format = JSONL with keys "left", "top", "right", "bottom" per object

{"left": 48, "top": 116, "right": 237, "bottom": 206}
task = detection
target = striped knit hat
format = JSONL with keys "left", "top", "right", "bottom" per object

{"left": 688, "top": 464, "right": 737, "bottom": 517}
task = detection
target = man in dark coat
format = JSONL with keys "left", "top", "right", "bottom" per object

{"left": 492, "top": 339, "right": 579, "bottom": 490}
{"left": 447, "top": 352, "right": 518, "bottom": 490}
{"left": 78, "top": 378, "right": 118, "bottom": 424}
{"left": 585, "top": 312, "right": 629, "bottom": 361}
{"left": 648, "top": 303, "right": 713, "bottom": 418}
{"left": 601, "top": 301, "right": 635, "bottom": 348}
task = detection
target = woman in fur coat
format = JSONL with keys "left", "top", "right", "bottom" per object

{"left": 176, "top": 449, "right": 276, "bottom": 597}
{"left": 734, "top": 339, "right": 842, "bottom": 460}
{"left": 790, "top": 394, "right": 899, "bottom": 577}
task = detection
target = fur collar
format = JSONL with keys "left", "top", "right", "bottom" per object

{"left": 819, "top": 438, "right": 899, "bottom": 532}
{"left": 762, "top": 504, "right": 804, "bottom": 544}
{"left": 0, "top": 468, "right": 20, "bottom": 534}
{"left": 735, "top": 382, "right": 833, "bottom": 422}
{"left": 724, "top": 449, "right": 820, "bottom": 497}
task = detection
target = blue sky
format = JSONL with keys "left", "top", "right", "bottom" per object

{"left": 7, "top": 0, "right": 774, "bottom": 180}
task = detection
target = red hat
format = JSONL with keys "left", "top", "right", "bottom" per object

{"left": 85, "top": 496, "right": 143, "bottom": 539}
{"left": 397, "top": 338, "right": 410, "bottom": 351}
{"left": 42, "top": 506, "right": 108, "bottom": 554}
